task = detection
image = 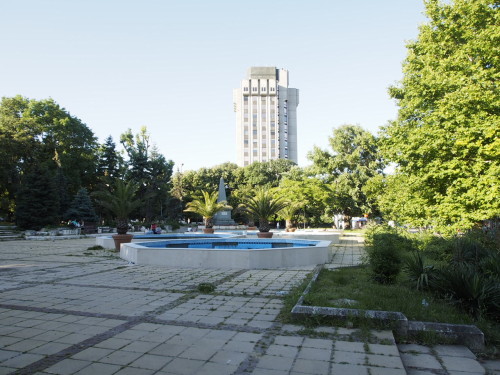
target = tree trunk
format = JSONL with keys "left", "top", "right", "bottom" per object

{"left": 204, "top": 217, "right": 214, "bottom": 229}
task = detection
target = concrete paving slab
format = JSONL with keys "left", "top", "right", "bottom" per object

{"left": 0, "top": 236, "right": 494, "bottom": 375}
{"left": 440, "top": 355, "right": 486, "bottom": 373}
{"left": 400, "top": 352, "right": 443, "bottom": 370}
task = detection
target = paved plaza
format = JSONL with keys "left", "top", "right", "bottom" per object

{"left": 0, "top": 234, "right": 497, "bottom": 374}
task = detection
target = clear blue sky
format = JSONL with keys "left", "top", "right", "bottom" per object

{"left": 0, "top": 0, "right": 426, "bottom": 172}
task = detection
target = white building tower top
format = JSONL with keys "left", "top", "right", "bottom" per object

{"left": 233, "top": 67, "right": 299, "bottom": 167}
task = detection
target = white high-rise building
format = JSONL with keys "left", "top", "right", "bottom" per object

{"left": 233, "top": 67, "right": 299, "bottom": 167}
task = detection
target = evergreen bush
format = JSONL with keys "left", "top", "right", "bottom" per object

{"left": 65, "top": 188, "right": 98, "bottom": 223}
{"left": 365, "top": 230, "right": 414, "bottom": 284}
{"left": 15, "top": 166, "right": 59, "bottom": 230}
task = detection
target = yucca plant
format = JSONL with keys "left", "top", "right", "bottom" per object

{"left": 184, "top": 191, "right": 232, "bottom": 229}
{"left": 241, "top": 189, "right": 287, "bottom": 233}
{"left": 403, "top": 251, "right": 435, "bottom": 291}
{"left": 431, "top": 263, "right": 500, "bottom": 320}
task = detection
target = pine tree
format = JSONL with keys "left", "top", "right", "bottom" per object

{"left": 64, "top": 188, "right": 98, "bottom": 223}
{"left": 15, "top": 166, "right": 60, "bottom": 230}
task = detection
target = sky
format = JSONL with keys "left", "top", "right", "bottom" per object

{"left": 0, "top": 0, "right": 427, "bottom": 172}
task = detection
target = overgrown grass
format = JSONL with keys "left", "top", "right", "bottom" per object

{"left": 304, "top": 266, "right": 473, "bottom": 324}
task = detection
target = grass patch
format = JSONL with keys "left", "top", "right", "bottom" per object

{"left": 87, "top": 245, "right": 105, "bottom": 250}
{"left": 304, "top": 266, "right": 472, "bottom": 324}
{"left": 197, "top": 282, "right": 216, "bottom": 293}
{"left": 291, "top": 265, "right": 499, "bottom": 357}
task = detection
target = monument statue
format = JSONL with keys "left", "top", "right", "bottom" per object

{"left": 213, "top": 177, "right": 236, "bottom": 226}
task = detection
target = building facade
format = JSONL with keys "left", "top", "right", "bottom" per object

{"left": 233, "top": 67, "right": 299, "bottom": 167}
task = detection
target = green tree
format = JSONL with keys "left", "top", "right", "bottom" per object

{"left": 120, "top": 127, "right": 174, "bottom": 221}
{"left": 97, "top": 136, "right": 123, "bottom": 181}
{"left": 243, "top": 159, "right": 296, "bottom": 188}
{"left": 382, "top": 0, "right": 500, "bottom": 231}
{"left": 15, "top": 166, "right": 60, "bottom": 230}
{"left": 94, "top": 180, "right": 142, "bottom": 234}
{"left": 184, "top": 191, "right": 232, "bottom": 228}
{"left": 278, "top": 173, "right": 335, "bottom": 227}
{"left": 0, "top": 96, "right": 98, "bottom": 218}
{"left": 308, "top": 124, "right": 384, "bottom": 221}
{"left": 240, "top": 188, "right": 287, "bottom": 233}
{"left": 64, "top": 188, "right": 98, "bottom": 224}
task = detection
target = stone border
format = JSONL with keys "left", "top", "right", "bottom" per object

{"left": 290, "top": 265, "right": 485, "bottom": 351}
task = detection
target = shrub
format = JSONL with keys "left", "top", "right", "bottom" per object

{"left": 197, "top": 282, "right": 216, "bottom": 293}
{"left": 417, "top": 232, "right": 453, "bottom": 261}
{"left": 365, "top": 231, "right": 413, "bottom": 284}
{"left": 431, "top": 264, "right": 500, "bottom": 320}
{"left": 451, "top": 236, "right": 489, "bottom": 268}
{"left": 164, "top": 218, "right": 181, "bottom": 230}
{"left": 404, "top": 251, "right": 436, "bottom": 291}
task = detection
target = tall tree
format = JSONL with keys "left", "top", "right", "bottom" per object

{"left": 382, "top": 0, "right": 500, "bottom": 231}
{"left": 120, "top": 127, "right": 174, "bottom": 221}
{"left": 97, "top": 135, "right": 123, "bottom": 181}
{"left": 0, "top": 96, "right": 98, "bottom": 218}
{"left": 15, "top": 166, "right": 60, "bottom": 230}
{"left": 64, "top": 188, "right": 98, "bottom": 224}
{"left": 308, "top": 124, "right": 385, "bottom": 219}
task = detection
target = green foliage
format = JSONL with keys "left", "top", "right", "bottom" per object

{"left": 197, "top": 282, "right": 216, "bottom": 293}
{"left": 183, "top": 191, "right": 232, "bottom": 228}
{"left": 64, "top": 188, "right": 98, "bottom": 223}
{"left": 96, "top": 135, "right": 123, "bottom": 181}
{"left": 431, "top": 264, "right": 499, "bottom": 320}
{"left": 15, "top": 166, "right": 60, "bottom": 230}
{"left": 365, "top": 225, "right": 415, "bottom": 284}
{"left": 390, "top": 226, "right": 500, "bottom": 320}
{"left": 120, "top": 127, "right": 174, "bottom": 222}
{"left": 278, "top": 174, "right": 335, "bottom": 227}
{"left": 87, "top": 245, "right": 105, "bottom": 250}
{"left": 308, "top": 124, "right": 385, "bottom": 218}
{"left": 93, "top": 180, "right": 142, "bottom": 234}
{"left": 382, "top": 0, "right": 500, "bottom": 231}
{"left": 240, "top": 188, "right": 287, "bottom": 232}
{"left": 305, "top": 267, "right": 472, "bottom": 324}
{"left": 404, "top": 251, "right": 436, "bottom": 291}
{"left": 0, "top": 95, "right": 98, "bottom": 219}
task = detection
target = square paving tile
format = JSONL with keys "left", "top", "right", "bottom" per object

{"left": 157, "top": 295, "right": 282, "bottom": 328}
{"left": 0, "top": 284, "right": 183, "bottom": 316}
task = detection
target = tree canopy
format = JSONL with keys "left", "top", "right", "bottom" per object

{"left": 308, "top": 124, "right": 384, "bottom": 218}
{"left": 0, "top": 96, "right": 98, "bottom": 219}
{"left": 381, "top": 0, "right": 500, "bottom": 231}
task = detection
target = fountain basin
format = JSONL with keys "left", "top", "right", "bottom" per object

{"left": 96, "top": 233, "right": 237, "bottom": 249}
{"left": 120, "top": 238, "right": 331, "bottom": 269}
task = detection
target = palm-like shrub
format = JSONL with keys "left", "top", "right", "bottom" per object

{"left": 431, "top": 263, "right": 500, "bottom": 320}
{"left": 184, "top": 191, "right": 232, "bottom": 228}
{"left": 94, "top": 180, "right": 142, "bottom": 234}
{"left": 403, "top": 251, "right": 436, "bottom": 291}
{"left": 241, "top": 189, "right": 287, "bottom": 232}
{"left": 279, "top": 203, "right": 300, "bottom": 230}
